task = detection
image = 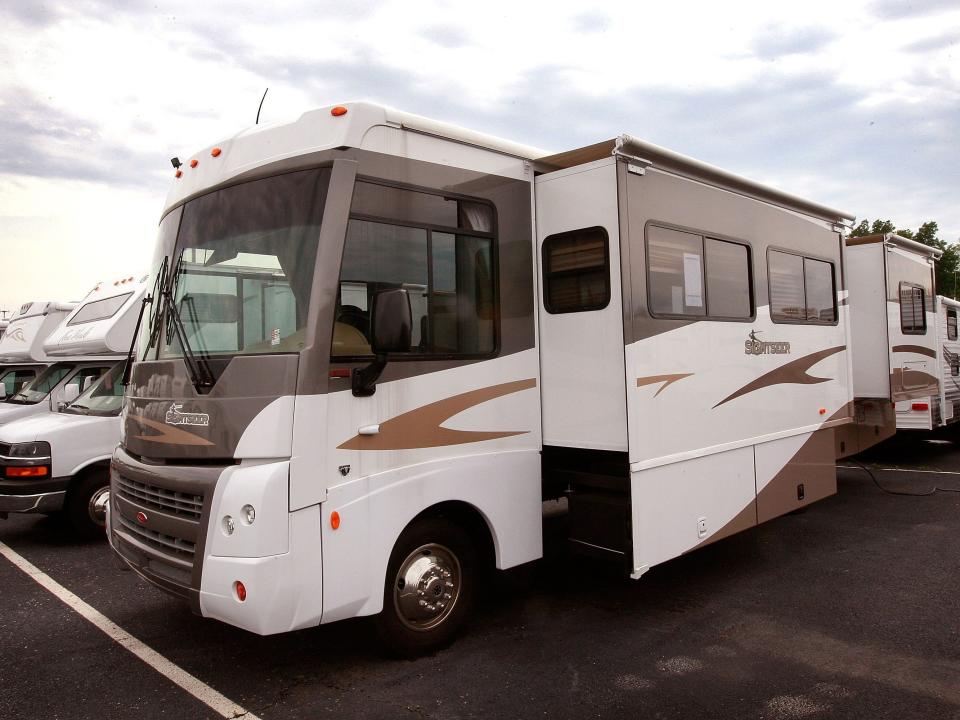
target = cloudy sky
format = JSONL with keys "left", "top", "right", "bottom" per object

{"left": 1, "top": 0, "right": 958, "bottom": 312}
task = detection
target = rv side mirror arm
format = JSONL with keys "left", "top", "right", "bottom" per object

{"left": 352, "top": 354, "right": 388, "bottom": 397}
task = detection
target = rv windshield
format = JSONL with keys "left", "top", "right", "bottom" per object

{"left": 7, "top": 362, "right": 75, "bottom": 404}
{"left": 66, "top": 361, "right": 125, "bottom": 416}
{"left": 142, "top": 167, "right": 330, "bottom": 361}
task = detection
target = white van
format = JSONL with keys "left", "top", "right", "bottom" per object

{"left": 0, "top": 279, "right": 145, "bottom": 535}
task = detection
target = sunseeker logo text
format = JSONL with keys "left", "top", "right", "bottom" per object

{"left": 165, "top": 403, "right": 210, "bottom": 427}
{"left": 745, "top": 330, "right": 791, "bottom": 355}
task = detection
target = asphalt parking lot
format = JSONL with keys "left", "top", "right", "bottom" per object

{"left": 2, "top": 434, "right": 959, "bottom": 720}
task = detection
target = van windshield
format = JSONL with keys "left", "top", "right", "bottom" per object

{"left": 7, "top": 362, "right": 75, "bottom": 404}
{"left": 142, "top": 167, "right": 330, "bottom": 360}
{"left": 66, "top": 362, "right": 125, "bottom": 416}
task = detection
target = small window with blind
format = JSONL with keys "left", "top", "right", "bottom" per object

{"left": 542, "top": 227, "right": 610, "bottom": 314}
{"left": 769, "top": 250, "right": 837, "bottom": 325}
{"left": 900, "top": 283, "right": 926, "bottom": 335}
{"left": 947, "top": 309, "right": 957, "bottom": 341}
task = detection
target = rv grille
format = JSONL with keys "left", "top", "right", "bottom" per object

{"left": 115, "top": 476, "right": 203, "bottom": 519}
{"left": 115, "top": 513, "right": 196, "bottom": 559}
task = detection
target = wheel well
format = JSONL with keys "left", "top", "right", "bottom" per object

{"left": 409, "top": 501, "right": 497, "bottom": 570}
{"left": 69, "top": 461, "right": 110, "bottom": 492}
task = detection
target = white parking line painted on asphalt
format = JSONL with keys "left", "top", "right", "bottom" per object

{"left": 838, "top": 465, "right": 960, "bottom": 476}
{"left": 0, "top": 540, "right": 260, "bottom": 720}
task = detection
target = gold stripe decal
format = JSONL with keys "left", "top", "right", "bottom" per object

{"left": 636, "top": 373, "right": 694, "bottom": 397}
{"left": 130, "top": 415, "right": 216, "bottom": 446}
{"left": 713, "top": 346, "right": 846, "bottom": 409}
{"left": 891, "top": 344, "right": 937, "bottom": 359}
{"left": 338, "top": 378, "right": 537, "bottom": 451}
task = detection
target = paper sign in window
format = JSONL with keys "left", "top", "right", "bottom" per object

{"left": 683, "top": 252, "right": 703, "bottom": 307}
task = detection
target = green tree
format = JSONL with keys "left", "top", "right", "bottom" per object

{"left": 850, "top": 219, "right": 959, "bottom": 298}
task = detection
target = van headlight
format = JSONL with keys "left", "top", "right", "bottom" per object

{"left": 7, "top": 441, "right": 51, "bottom": 458}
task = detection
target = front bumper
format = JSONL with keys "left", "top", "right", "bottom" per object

{"left": 0, "top": 476, "right": 68, "bottom": 514}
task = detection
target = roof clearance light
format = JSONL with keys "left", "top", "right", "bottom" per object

{"left": 234, "top": 581, "right": 247, "bottom": 602}
{"left": 175, "top": 170, "right": 182, "bottom": 178}
{"left": 211, "top": 147, "right": 222, "bottom": 157}
{"left": 330, "top": 511, "right": 341, "bottom": 530}
{"left": 818, "top": 408, "right": 826, "bottom": 415}
{"left": 912, "top": 402, "right": 929, "bottom": 411}
{"left": 331, "top": 106, "right": 348, "bottom": 117}
{"left": 189, "top": 159, "right": 199, "bottom": 168}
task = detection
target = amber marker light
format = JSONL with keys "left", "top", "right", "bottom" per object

{"left": 175, "top": 170, "right": 182, "bottom": 178}
{"left": 331, "top": 106, "right": 348, "bottom": 117}
{"left": 234, "top": 581, "right": 247, "bottom": 602}
{"left": 211, "top": 147, "right": 222, "bottom": 157}
{"left": 818, "top": 408, "right": 826, "bottom": 415}
{"left": 189, "top": 159, "right": 199, "bottom": 168}
{"left": 330, "top": 511, "right": 341, "bottom": 530}
{"left": 6, "top": 466, "right": 49, "bottom": 478}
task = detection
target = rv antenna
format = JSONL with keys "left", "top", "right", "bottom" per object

{"left": 256, "top": 87, "right": 269, "bottom": 125}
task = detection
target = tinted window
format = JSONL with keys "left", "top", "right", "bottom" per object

{"left": 333, "top": 184, "right": 496, "bottom": 358}
{"left": 648, "top": 226, "right": 706, "bottom": 317}
{"left": 0, "top": 369, "right": 35, "bottom": 396}
{"left": 68, "top": 292, "right": 133, "bottom": 325}
{"left": 900, "top": 284, "right": 926, "bottom": 334}
{"left": 705, "top": 238, "right": 751, "bottom": 318}
{"left": 948, "top": 309, "right": 957, "bottom": 341}
{"left": 803, "top": 258, "right": 836, "bottom": 323}
{"left": 10, "top": 363, "right": 75, "bottom": 404}
{"left": 543, "top": 227, "right": 610, "bottom": 314}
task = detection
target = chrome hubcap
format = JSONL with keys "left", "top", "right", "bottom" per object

{"left": 88, "top": 487, "right": 110, "bottom": 526}
{"left": 393, "top": 543, "right": 461, "bottom": 631}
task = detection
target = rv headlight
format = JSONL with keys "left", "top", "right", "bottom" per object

{"left": 7, "top": 441, "right": 51, "bottom": 458}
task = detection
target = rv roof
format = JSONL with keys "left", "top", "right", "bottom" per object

{"left": 535, "top": 135, "right": 855, "bottom": 225}
{"left": 847, "top": 233, "right": 942, "bottom": 259}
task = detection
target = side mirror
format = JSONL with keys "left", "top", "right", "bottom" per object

{"left": 0, "top": 385, "right": 6, "bottom": 399}
{"left": 62, "top": 383, "right": 81, "bottom": 404}
{"left": 352, "top": 288, "right": 412, "bottom": 397}
{"left": 371, "top": 288, "right": 412, "bottom": 354}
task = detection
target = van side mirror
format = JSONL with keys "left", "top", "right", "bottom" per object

{"left": 352, "top": 288, "right": 412, "bottom": 397}
{"left": 63, "top": 383, "right": 81, "bottom": 404}
{"left": 0, "top": 385, "right": 6, "bottom": 399}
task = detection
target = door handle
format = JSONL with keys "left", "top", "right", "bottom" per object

{"left": 359, "top": 424, "right": 380, "bottom": 436}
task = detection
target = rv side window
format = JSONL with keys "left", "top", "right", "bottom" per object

{"left": 803, "top": 258, "right": 836, "bottom": 323}
{"left": 68, "top": 292, "right": 133, "bottom": 325}
{"left": 542, "top": 227, "right": 610, "bottom": 314}
{"left": 948, "top": 309, "right": 957, "bottom": 341}
{"left": 333, "top": 182, "right": 496, "bottom": 359}
{"left": 769, "top": 250, "right": 837, "bottom": 325}
{"left": 648, "top": 225, "right": 752, "bottom": 319}
{"left": 900, "top": 284, "right": 926, "bottom": 335}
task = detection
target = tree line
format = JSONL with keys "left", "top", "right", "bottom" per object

{"left": 849, "top": 219, "right": 959, "bottom": 298}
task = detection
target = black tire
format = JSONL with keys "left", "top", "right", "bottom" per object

{"left": 375, "top": 516, "right": 477, "bottom": 657}
{"left": 65, "top": 470, "right": 110, "bottom": 540}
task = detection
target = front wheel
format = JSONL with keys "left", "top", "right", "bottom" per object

{"left": 65, "top": 471, "right": 110, "bottom": 540}
{"left": 375, "top": 516, "right": 477, "bottom": 656}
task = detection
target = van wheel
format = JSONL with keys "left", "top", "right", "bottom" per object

{"left": 375, "top": 516, "right": 477, "bottom": 656}
{"left": 66, "top": 471, "right": 110, "bottom": 540}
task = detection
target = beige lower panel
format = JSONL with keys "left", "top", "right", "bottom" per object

{"left": 756, "top": 429, "right": 836, "bottom": 524}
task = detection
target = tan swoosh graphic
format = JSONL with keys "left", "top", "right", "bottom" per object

{"left": 338, "top": 378, "right": 537, "bottom": 451}
{"left": 636, "top": 373, "right": 694, "bottom": 397}
{"left": 130, "top": 414, "right": 215, "bottom": 446}
{"left": 713, "top": 346, "right": 846, "bottom": 409}
{"left": 891, "top": 344, "right": 937, "bottom": 359}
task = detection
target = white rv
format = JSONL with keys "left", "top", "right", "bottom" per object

{"left": 894, "top": 294, "right": 960, "bottom": 431}
{"left": 839, "top": 233, "right": 941, "bottom": 455}
{"left": 108, "top": 103, "right": 854, "bottom": 654}
{"left": 0, "top": 279, "right": 145, "bottom": 535}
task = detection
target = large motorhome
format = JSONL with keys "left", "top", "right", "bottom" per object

{"left": 0, "top": 278, "right": 145, "bottom": 534}
{"left": 895, "top": 294, "right": 960, "bottom": 431}
{"left": 838, "top": 233, "right": 940, "bottom": 456}
{"left": 108, "top": 103, "right": 854, "bottom": 654}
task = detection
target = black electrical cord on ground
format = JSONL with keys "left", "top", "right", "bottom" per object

{"left": 848, "top": 459, "right": 960, "bottom": 496}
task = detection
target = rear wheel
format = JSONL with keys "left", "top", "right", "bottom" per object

{"left": 65, "top": 471, "right": 110, "bottom": 540}
{"left": 375, "top": 516, "right": 477, "bottom": 656}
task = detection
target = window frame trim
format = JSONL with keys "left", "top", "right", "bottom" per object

{"left": 331, "top": 177, "right": 501, "bottom": 363}
{"left": 898, "top": 281, "right": 927, "bottom": 336}
{"left": 541, "top": 225, "right": 612, "bottom": 315}
{"left": 644, "top": 220, "right": 756, "bottom": 323}
{"left": 766, "top": 246, "right": 840, "bottom": 327}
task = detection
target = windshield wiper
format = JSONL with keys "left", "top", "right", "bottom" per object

{"left": 162, "top": 286, "right": 215, "bottom": 390}
{"left": 122, "top": 293, "right": 153, "bottom": 386}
